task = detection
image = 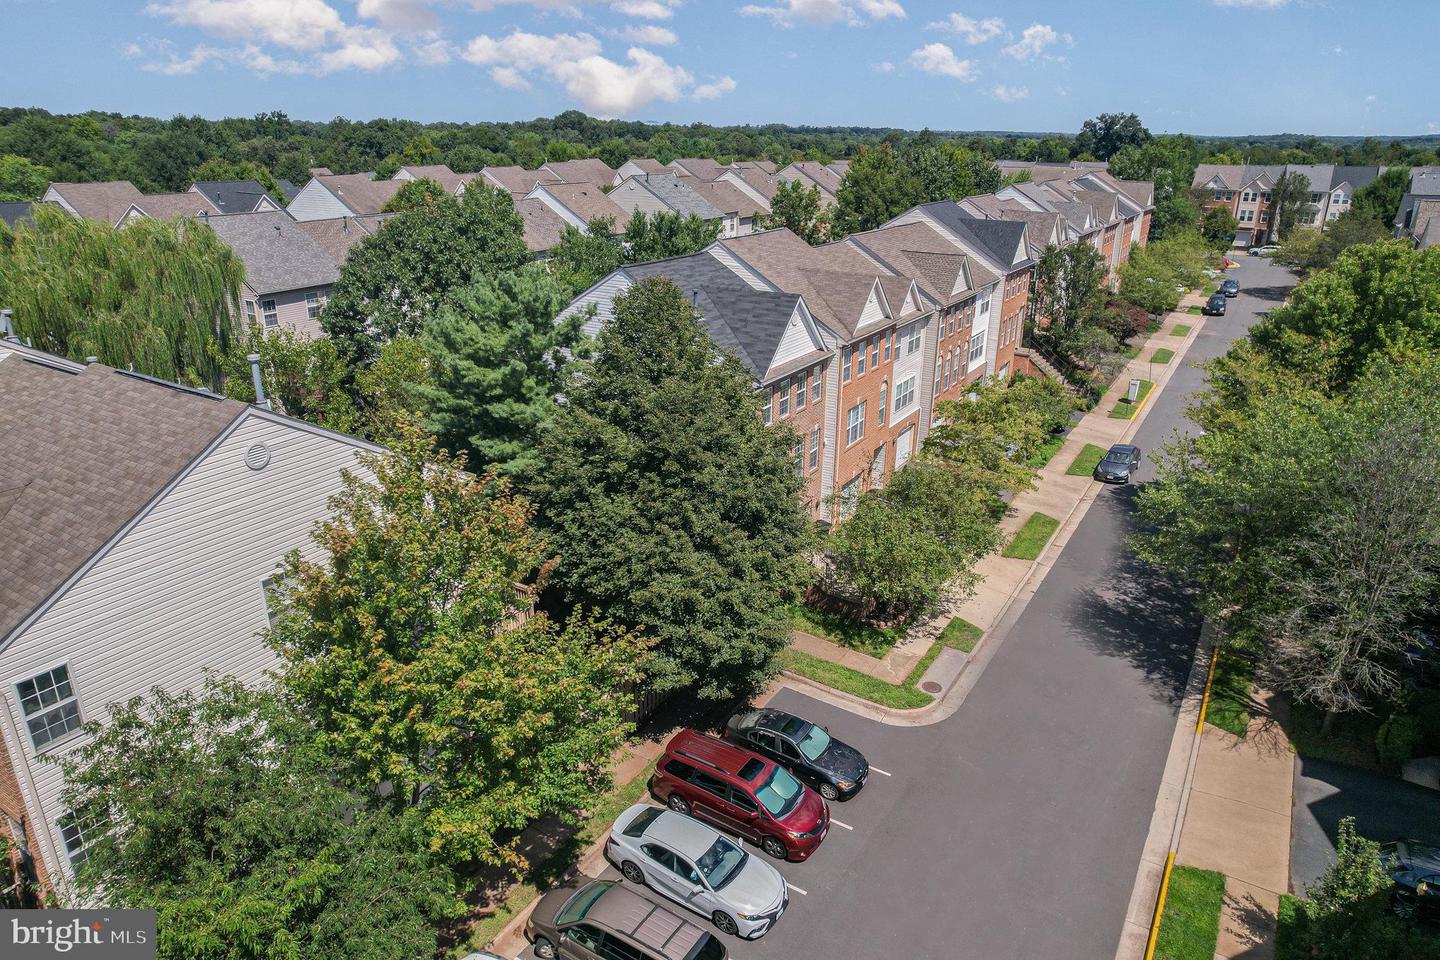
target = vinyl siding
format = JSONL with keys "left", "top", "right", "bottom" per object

{"left": 707, "top": 247, "right": 776, "bottom": 291}
{"left": 246, "top": 287, "right": 330, "bottom": 340}
{"left": 0, "top": 412, "right": 373, "bottom": 888}
{"left": 857, "top": 287, "right": 885, "bottom": 329}
{"left": 558, "top": 272, "right": 634, "bottom": 339}
{"left": 770, "top": 304, "right": 824, "bottom": 369}
{"left": 607, "top": 181, "right": 671, "bottom": 218}
{"left": 820, "top": 359, "right": 840, "bottom": 518}
{"left": 285, "top": 181, "right": 352, "bottom": 222}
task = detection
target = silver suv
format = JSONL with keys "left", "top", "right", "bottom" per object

{"left": 606, "top": 803, "right": 788, "bottom": 939}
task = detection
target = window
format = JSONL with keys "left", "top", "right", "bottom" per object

{"left": 943, "top": 352, "right": 952, "bottom": 390}
{"left": 727, "top": 788, "right": 758, "bottom": 813}
{"left": 18, "top": 665, "right": 82, "bottom": 750}
{"left": 812, "top": 369, "right": 822, "bottom": 402}
{"left": 565, "top": 926, "right": 603, "bottom": 952}
{"left": 839, "top": 477, "right": 861, "bottom": 517}
{"left": 855, "top": 340, "right": 866, "bottom": 375}
{"left": 261, "top": 299, "right": 278, "bottom": 328}
{"left": 808, "top": 428, "right": 819, "bottom": 469}
{"left": 1213, "top": 191, "right": 1223, "bottom": 201}
{"left": 57, "top": 809, "right": 104, "bottom": 869}
{"left": 894, "top": 375, "right": 915, "bottom": 412}
{"left": 244, "top": 300, "right": 257, "bottom": 324}
{"left": 1224, "top": 191, "right": 1234, "bottom": 201}
{"left": 778, "top": 378, "right": 790, "bottom": 417}
{"left": 1259, "top": 211, "right": 1270, "bottom": 223}
{"left": 877, "top": 383, "right": 887, "bottom": 426}
{"left": 979, "top": 297, "right": 990, "bottom": 319}
{"left": 845, "top": 402, "right": 865, "bottom": 445}
{"left": 664, "top": 759, "right": 697, "bottom": 780}
{"left": 596, "top": 932, "right": 645, "bottom": 960}
{"left": 305, "top": 291, "right": 322, "bottom": 321}
{"left": 870, "top": 338, "right": 879, "bottom": 368}
{"left": 934, "top": 361, "right": 942, "bottom": 397}
{"left": 691, "top": 771, "right": 728, "bottom": 799}
{"left": 841, "top": 346, "right": 851, "bottom": 383}
{"left": 1240, "top": 191, "right": 1253, "bottom": 203}
{"left": 886, "top": 330, "right": 894, "bottom": 360}
{"left": 946, "top": 310, "right": 955, "bottom": 338}
{"left": 968, "top": 334, "right": 986, "bottom": 368}
{"left": 795, "top": 372, "right": 806, "bottom": 409}
{"left": 1310, "top": 192, "right": 1322, "bottom": 203}
{"left": 905, "top": 322, "right": 921, "bottom": 355}
{"left": 762, "top": 391, "right": 772, "bottom": 425}
{"left": 1332, "top": 191, "right": 1344, "bottom": 204}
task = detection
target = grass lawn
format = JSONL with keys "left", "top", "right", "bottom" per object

{"left": 1186, "top": 305, "right": 1204, "bottom": 315}
{"left": 1065, "top": 443, "right": 1108, "bottom": 476}
{"left": 1003, "top": 512, "right": 1060, "bottom": 560}
{"left": 1121, "top": 341, "right": 1143, "bottom": 359}
{"left": 1151, "top": 347, "right": 1175, "bottom": 364}
{"left": 1286, "top": 702, "right": 1384, "bottom": 771}
{"left": 1170, "top": 323, "right": 1193, "bottom": 337}
{"left": 1154, "top": 866, "right": 1226, "bottom": 960}
{"left": 903, "top": 617, "right": 984, "bottom": 686}
{"left": 790, "top": 604, "right": 905, "bottom": 658}
{"left": 1205, "top": 649, "right": 1256, "bottom": 738}
{"left": 1027, "top": 433, "right": 1066, "bottom": 469}
{"left": 777, "top": 649, "right": 933, "bottom": 709}
{"left": 1108, "top": 380, "right": 1154, "bottom": 419}
{"left": 462, "top": 766, "right": 654, "bottom": 951}
{"left": 1275, "top": 895, "right": 1303, "bottom": 960}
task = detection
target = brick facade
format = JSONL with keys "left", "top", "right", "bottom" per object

{"left": 994, "top": 268, "right": 1031, "bottom": 380}
{"left": 833, "top": 322, "right": 923, "bottom": 502}
{"left": 762, "top": 358, "right": 832, "bottom": 516}
{"left": 0, "top": 732, "right": 47, "bottom": 901}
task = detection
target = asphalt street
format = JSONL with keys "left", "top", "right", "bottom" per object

{"left": 513, "top": 255, "right": 1300, "bottom": 960}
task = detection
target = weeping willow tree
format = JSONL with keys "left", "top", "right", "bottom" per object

{"left": 0, "top": 205, "right": 244, "bottom": 389}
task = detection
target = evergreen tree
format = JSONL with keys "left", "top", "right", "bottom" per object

{"left": 422, "top": 264, "right": 587, "bottom": 482}
{"left": 532, "top": 277, "right": 814, "bottom": 701}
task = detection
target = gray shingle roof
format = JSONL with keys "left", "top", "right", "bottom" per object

{"left": 625, "top": 254, "right": 808, "bottom": 381}
{"left": 294, "top": 215, "right": 380, "bottom": 265}
{"left": 669, "top": 158, "right": 728, "bottom": 181}
{"left": 514, "top": 197, "right": 571, "bottom": 253}
{"left": 205, "top": 210, "right": 340, "bottom": 295}
{"left": 627, "top": 174, "right": 725, "bottom": 220}
{"left": 916, "top": 202, "right": 1030, "bottom": 270}
{"left": 46, "top": 181, "right": 145, "bottom": 224}
{"left": 311, "top": 174, "right": 402, "bottom": 216}
{"left": 482, "top": 166, "right": 559, "bottom": 196}
{"left": 190, "top": 180, "right": 276, "bottom": 214}
{"left": 0, "top": 344, "right": 246, "bottom": 643}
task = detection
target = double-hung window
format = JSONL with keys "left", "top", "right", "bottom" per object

{"left": 18, "top": 665, "right": 82, "bottom": 750}
{"left": 244, "top": 300, "right": 257, "bottom": 324}
{"left": 795, "top": 371, "right": 807, "bottom": 409}
{"left": 261, "top": 298, "right": 278, "bottom": 328}
{"left": 856, "top": 341, "right": 867, "bottom": 376}
{"left": 968, "top": 333, "right": 986, "bottom": 368}
{"left": 58, "top": 809, "right": 106, "bottom": 869}
{"left": 762, "top": 391, "right": 773, "bottom": 425}
{"left": 877, "top": 384, "right": 887, "bottom": 426}
{"left": 306, "top": 291, "right": 323, "bottom": 321}
{"left": 842, "top": 347, "right": 852, "bottom": 383}
{"left": 808, "top": 428, "right": 820, "bottom": 469}
{"left": 845, "top": 402, "right": 866, "bottom": 445}
{"left": 870, "top": 339, "right": 880, "bottom": 369}
{"left": 812, "top": 368, "right": 822, "bottom": 401}
{"left": 905, "top": 322, "right": 921, "bottom": 355}
{"left": 778, "top": 378, "right": 790, "bottom": 418}
{"left": 894, "top": 375, "right": 916, "bottom": 413}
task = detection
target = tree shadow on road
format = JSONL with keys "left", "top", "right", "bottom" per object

{"left": 1064, "top": 484, "right": 1201, "bottom": 706}
{"left": 1240, "top": 284, "right": 1293, "bottom": 303}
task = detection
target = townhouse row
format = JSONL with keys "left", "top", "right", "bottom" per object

{"left": 1191, "top": 162, "right": 1387, "bottom": 247}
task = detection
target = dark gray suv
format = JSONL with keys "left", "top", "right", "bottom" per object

{"left": 526, "top": 879, "right": 727, "bottom": 960}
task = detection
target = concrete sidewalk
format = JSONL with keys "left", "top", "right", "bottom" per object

{"left": 1175, "top": 692, "right": 1295, "bottom": 960}
{"left": 791, "top": 305, "right": 1211, "bottom": 688}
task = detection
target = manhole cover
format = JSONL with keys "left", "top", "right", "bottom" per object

{"left": 921, "top": 681, "right": 943, "bottom": 694}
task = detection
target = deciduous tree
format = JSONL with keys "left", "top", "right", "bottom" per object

{"left": 1270, "top": 169, "right": 1314, "bottom": 240}
{"left": 832, "top": 143, "right": 916, "bottom": 236}
{"left": 548, "top": 217, "right": 624, "bottom": 296}
{"left": 381, "top": 176, "right": 449, "bottom": 212}
{"left": 621, "top": 210, "right": 720, "bottom": 264}
{"left": 1031, "top": 242, "right": 1108, "bottom": 333}
{"left": 760, "top": 179, "right": 831, "bottom": 245}
{"left": 1075, "top": 112, "right": 1151, "bottom": 161}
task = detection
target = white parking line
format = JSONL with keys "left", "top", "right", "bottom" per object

{"left": 829, "top": 817, "right": 854, "bottom": 830}
{"left": 869, "top": 766, "right": 892, "bottom": 777}
{"left": 786, "top": 882, "right": 808, "bottom": 896}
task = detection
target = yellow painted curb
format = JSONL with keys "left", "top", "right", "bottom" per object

{"left": 1144, "top": 850, "right": 1177, "bottom": 960}
{"left": 1196, "top": 648, "right": 1219, "bottom": 734}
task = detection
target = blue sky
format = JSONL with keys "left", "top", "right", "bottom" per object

{"left": 3, "top": 0, "right": 1433, "bottom": 137}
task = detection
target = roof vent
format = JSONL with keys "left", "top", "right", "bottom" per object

{"left": 85, "top": 356, "right": 99, "bottom": 365}
{"left": 245, "top": 442, "right": 272, "bottom": 471}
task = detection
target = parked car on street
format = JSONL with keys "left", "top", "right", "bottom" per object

{"left": 1381, "top": 840, "right": 1440, "bottom": 923}
{"left": 1220, "top": 278, "right": 1240, "bottom": 297}
{"left": 724, "top": 707, "right": 869, "bottom": 801}
{"left": 1248, "top": 245, "right": 1280, "bottom": 256}
{"left": 650, "top": 729, "right": 830, "bottom": 861}
{"left": 526, "top": 878, "right": 727, "bottom": 960}
{"left": 1202, "top": 293, "right": 1228, "bottom": 316}
{"left": 607, "top": 803, "right": 789, "bottom": 938}
{"left": 1093, "top": 444, "right": 1142, "bottom": 484}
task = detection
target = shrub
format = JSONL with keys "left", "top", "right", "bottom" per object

{"left": 1100, "top": 298, "right": 1152, "bottom": 344}
{"left": 1376, "top": 709, "right": 1423, "bottom": 772}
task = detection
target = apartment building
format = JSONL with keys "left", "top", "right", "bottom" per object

{"left": 777, "top": 162, "right": 844, "bottom": 205}
{"left": 607, "top": 173, "right": 729, "bottom": 234}
{"left": 0, "top": 340, "right": 379, "bottom": 896}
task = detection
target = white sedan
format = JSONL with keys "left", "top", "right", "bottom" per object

{"left": 606, "top": 803, "right": 789, "bottom": 939}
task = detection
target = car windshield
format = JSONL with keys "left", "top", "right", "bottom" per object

{"left": 794, "top": 723, "right": 831, "bottom": 761}
{"left": 1103, "top": 451, "right": 1129, "bottom": 464}
{"left": 695, "top": 836, "right": 748, "bottom": 889}
{"left": 555, "top": 882, "right": 610, "bottom": 927}
{"left": 754, "top": 765, "right": 803, "bottom": 818}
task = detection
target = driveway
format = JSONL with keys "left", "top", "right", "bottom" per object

{"left": 1291, "top": 757, "right": 1440, "bottom": 892}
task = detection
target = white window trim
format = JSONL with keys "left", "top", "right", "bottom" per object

{"left": 13, "top": 661, "right": 85, "bottom": 754}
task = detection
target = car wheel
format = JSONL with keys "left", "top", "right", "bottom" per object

{"left": 533, "top": 936, "right": 558, "bottom": 959}
{"left": 1393, "top": 895, "right": 1416, "bottom": 922}
{"left": 761, "top": 836, "right": 788, "bottom": 860}
{"left": 667, "top": 794, "right": 691, "bottom": 815}
{"left": 712, "top": 911, "right": 740, "bottom": 937}
{"left": 621, "top": 860, "right": 646, "bottom": 886}
{"left": 818, "top": 781, "right": 840, "bottom": 801}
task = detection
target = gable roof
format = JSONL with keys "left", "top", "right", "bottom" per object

{"left": 311, "top": 173, "right": 402, "bottom": 217}
{"left": 0, "top": 343, "right": 248, "bottom": 644}
{"left": 277, "top": 179, "right": 301, "bottom": 202}
{"left": 620, "top": 158, "right": 669, "bottom": 176}
{"left": 624, "top": 254, "right": 812, "bottom": 381}
{"left": 45, "top": 181, "right": 145, "bottom": 224}
{"left": 780, "top": 162, "right": 842, "bottom": 197}
{"left": 721, "top": 167, "right": 781, "bottom": 203}
{"left": 541, "top": 158, "right": 616, "bottom": 185}
{"left": 669, "top": 158, "right": 728, "bottom": 181}
{"left": 190, "top": 180, "right": 276, "bottom": 214}
{"left": 913, "top": 202, "right": 1030, "bottom": 271}
{"left": 126, "top": 192, "right": 221, "bottom": 222}
{"left": 624, "top": 174, "right": 724, "bottom": 220}
{"left": 676, "top": 178, "right": 766, "bottom": 219}
{"left": 482, "top": 165, "right": 558, "bottom": 196}
{"left": 294, "top": 214, "right": 382, "bottom": 265}
{"left": 1329, "top": 165, "right": 1382, "bottom": 192}
{"left": 513, "top": 197, "right": 571, "bottom": 253}
{"left": 732, "top": 159, "right": 778, "bottom": 175}
{"left": 205, "top": 210, "right": 340, "bottom": 295}
{"left": 533, "top": 182, "right": 632, "bottom": 230}
{"left": 839, "top": 221, "right": 997, "bottom": 304}
{"left": 394, "top": 164, "right": 467, "bottom": 194}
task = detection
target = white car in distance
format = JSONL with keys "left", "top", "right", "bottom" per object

{"left": 606, "top": 803, "right": 789, "bottom": 939}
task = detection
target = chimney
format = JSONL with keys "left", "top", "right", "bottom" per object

{"left": 0, "top": 308, "right": 14, "bottom": 341}
{"left": 247, "top": 353, "right": 271, "bottom": 410}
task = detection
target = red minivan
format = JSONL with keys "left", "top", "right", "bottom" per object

{"left": 648, "top": 729, "right": 829, "bottom": 862}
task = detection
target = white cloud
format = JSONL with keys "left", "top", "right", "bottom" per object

{"left": 692, "top": 76, "right": 737, "bottom": 100}
{"left": 739, "top": 0, "right": 904, "bottom": 28}
{"left": 1001, "top": 23, "right": 1070, "bottom": 60}
{"left": 413, "top": 38, "right": 453, "bottom": 65}
{"left": 909, "top": 42, "right": 977, "bottom": 80}
{"left": 610, "top": 0, "right": 681, "bottom": 17}
{"left": 872, "top": 60, "right": 894, "bottom": 72}
{"left": 1213, "top": 0, "right": 1288, "bottom": 7}
{"left": 927, "top": 13, "right": 1003, "bottom": 44}
{"left": 465, "top": 30, "right": 705, "bottom": 115}
{"left": 143, "top": 0, "right": 400, "bottom": 73}
{"left": 356, "top": 0, "right": 437, "bottom": 32}
{"left": 1365, "top": 94, "right": 1377, "bottom": 103}
{"left": 612, "top": 24, "right": 679, "bottom": 45}
{"left": 990, "top": 83, "right": 1027, "bottom": 102}
{"left": 1331, "top": 46, "right": 1343, "bottom": 55}
{"left": 1428, "top": 121, "right": 1439, "bottom": 134}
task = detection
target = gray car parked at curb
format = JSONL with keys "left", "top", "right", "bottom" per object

{"left": 526, "top": 878, "right": 727, "bottom": 960}
{"left": 607, "top": 803, "right": 789, "bottom": 939}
